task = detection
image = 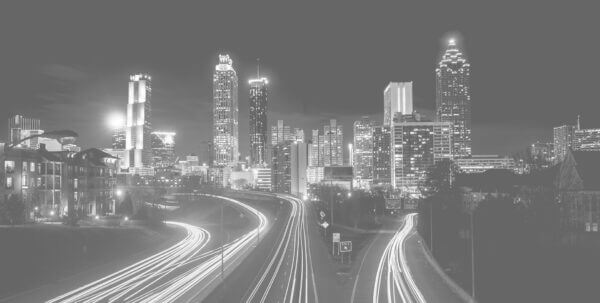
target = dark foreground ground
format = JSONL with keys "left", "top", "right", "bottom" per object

{"left": 0, "top": 223, "right": 181, "bottom": 299}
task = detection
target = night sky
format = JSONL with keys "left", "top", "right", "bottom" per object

{"left": 1, "top": 1, "right": 598, "bottom": 160}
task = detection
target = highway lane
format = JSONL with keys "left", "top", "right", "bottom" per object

{"left": 373, "top": 213, "right": 426, "bottom": 303}
{"left": 244, "top": 193, "right": 319, "bottom": 303}
{"left": 45, "top": 193, "right": 268, "bottom": 303}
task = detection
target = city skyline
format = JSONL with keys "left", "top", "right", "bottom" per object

{"left": 1, "top": 1, "right": 598, "bottom": 158}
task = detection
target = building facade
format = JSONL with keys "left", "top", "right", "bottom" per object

{"left": 125, "top": 73, "right": 153, "bottom": 169}
{"left": 554, "top": 124, "right": 575, "bottom": 163}
{"left": 384, "top": 82, "right": 413, "bottom": 127}
{"left": 151, "top": 131, "right": 176, "bottom": 168}
{"left": 391, "top": 114, "right": 452, "bottom": 194}
{"left": 574, "top": 128, "right": 600, "bottom": 152}
{"left": 373, "top": 124, "right": 391, "bottom": 187}
{"left": 436, "top": 39, "right": 472, "bottom": 158}
{"left": 271, "top": 141, "right": 291, "bottom": 193}
{"left": 8, "top": 115, "right": 42, "bottom": 148}
{"left": 291, "top": 142, "right": 308, "bottom": 197}
{"left": 353, "top": 116, "right": 374, "bottom": 186}
{"left": 249, "top": 77, "right": 268, "bottom": 166}
{"left": 455, "top": 155, "right": 517, "bottom": 174}
{"left": 213, "top": 54, "right": 239, "bottom": 167}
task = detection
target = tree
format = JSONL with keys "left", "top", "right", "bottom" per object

{"left": 3, "top": 194, "right": 25, "bottom": 225}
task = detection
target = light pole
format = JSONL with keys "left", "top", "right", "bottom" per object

{"left": 470, "top": 209, "right": 476, "bottom": 300}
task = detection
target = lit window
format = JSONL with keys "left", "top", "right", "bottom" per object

{"left": 30, "top": 162, "right": 35, "bottom": 172}
{"left": 4, "top": 161, "right": 15, "bottom": 173}
{"left": 6, "top": 177, "right": 13, "bottom": 189}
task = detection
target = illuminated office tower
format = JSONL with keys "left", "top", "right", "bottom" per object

{"left": 323, "top": 119, "right": 344, "bottom": 166}
{"left": 436, "top": 38, "right": 472, "bottom": 158}
{"left": 125, "top": 73, "right": 152, "bottom": 168}
{"left": 553, "top": 124, "right": 575, "bottom": 163}
{"left": 291, "top": 141, "right": 308, "bottom": 198}
{"left": 8, "top": 115, "right": 42, "bottom": 148}
{"left": 112, "top": 126, "right": 126, "bottom": 150}
{"left": 308, "top": 129, "right": 321, "bottom": 167}
{"left": 384, "top": 82, "right": 413, "bottom": 127}
{"left": 372, "top": 124, "right": 391, "bottom": 187}
{"left": 249, "top": 71, "right": 268, "bottom": 166}
{"left": 271, "top": 120, "right": 292, "bottom": 146}
{"left": 213, "top": 54, "right": 239, "bottom": 167}
{"left": 271, "top": 141, "right": 292, "bottom": 193}
{"left": 353, "top": 116, "right": 374, "bottom": 182}
{"left": 151, "top": 131, "right": 176, "bottom": 168}
{"left": 391, "top": 114, "right": 452, "bottom": 194}
{"left": 573, "top": 116, "right": 600, "bottom": 152}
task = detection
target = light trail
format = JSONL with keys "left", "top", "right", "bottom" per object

{"left": 245, "top": 193, "right": 318, "bottom": 303}
{"left": 47, "top": 194, "right": 268, "bottom": 303}
{"left": 373, "top": 213, "right": 426, "bottom": 303}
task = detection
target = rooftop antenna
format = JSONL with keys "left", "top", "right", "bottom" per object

{"left": 257, "top": 58, "right": 260, "bottom": 78}
{"left": 577, "top": 114, "right": 581, "bottom": 130}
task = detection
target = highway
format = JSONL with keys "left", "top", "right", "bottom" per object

{"left": 244, "top": 193, "right": 319, "bottom": 303}
{"left": 45, "top": 194, "right": 268, "bottom": 303}
{"left": 373, "top": 213, "right": 426, "bottom": 303}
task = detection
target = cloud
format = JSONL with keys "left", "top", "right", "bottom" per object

{"left": 40, "top": 64, "right": 88, "bottom": 82}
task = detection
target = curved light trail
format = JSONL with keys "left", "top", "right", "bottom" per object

{"left": 47, "top": 194, "right": 268, "bottom": 303}
{"left": 373, "top": 213, "right": 426, "bottom": 303}
{"left": 245, "top": 193, "right": 318, "bottom": 303}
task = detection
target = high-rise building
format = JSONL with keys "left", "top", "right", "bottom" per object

{"left": 249, "top": 72, "right": 268, "bottom": 166}
{"left": 391, "top": 114, "right": 452, "bottom": 194}
{"left": 125, "top": 73, "right": 153, "bottom": 169}
{"left": 8, "top": 115, "right": 42, "bottom": 148}
{"left": 291, "top": 142, "right": 308, "bottom": 198}
{"left": 553, "top": 124, "right": 575, "bottom": 163}
{"left": 323, "top": 119, "right": 344, "bottom": 166}
{"left": 112, "top": 126, "right": 126, "bottom": 150}
{"left": 373, "top": 124, "right": 391, "bottom": 187}
{"left": 529, "top": 142, "right": 554, "bottom": 167}
{"left": 384, "top": 82, "right": 413, "bottom": 127}
{"left": 271, "top": 141, "right": 292, "bottom": 193}
{"left": 271, "top": 120, "right": 292, "bottom": 146}
{"left": 213, "top": 54, "right": 239, "bottom": 167}
{"left": 353, "top": 116, "right": 374, "bottom": 184}
{"left": 308, "top": 129, "right": 321, "bottom": 167}
{"left": 436, "top": 38, "right": 472, "bottom": 158}
{"left": 455, "top": 155, "right": 517, "bottom": 174}
{"left": 574, "top": 129, "right": 600, "bottom": 152}
{"left": 151, "top": 131, "right": 176, "bottom": 168}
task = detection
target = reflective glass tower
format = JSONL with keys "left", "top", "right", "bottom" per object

{"left": 212, "top": 54, "right": 239, "bottom": 167}
{"left": 249, "top": 72, "right": 268, "bottom": 166}
{"left": 436, "top": 39, "right": 472, "bottom": 158}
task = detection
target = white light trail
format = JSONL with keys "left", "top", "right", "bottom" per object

{"left": 373, "top": 213, "right": 426, "bottom": 303}
{"left": 245, "top": 193, "right": 318, "bottom": 303}
{"left": 47, "top": 193, "right": 268, "bottom": 303}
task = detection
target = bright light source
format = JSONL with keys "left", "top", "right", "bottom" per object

{"left": 347, "top": 192, "right": 352, "bottom": 198}
{"left": 107, "top": 112, "right": 125, "bottom": 129}
{"left": 95, "top": 215, "right": 100, "bottom": 220}
{"left": 49, "top": 210, "right": 55, "bottom": 216}
{"left": 124, "top": 216, "right": 129, "bottom": 221}
{"left": 449, "top": 38, "right": 456, "bottom": 46}
{"left": 116, "top": 189, "right": 123, "bottom": 197}
{"left": 34, "top": 206, "right": 39, "bottom": 211}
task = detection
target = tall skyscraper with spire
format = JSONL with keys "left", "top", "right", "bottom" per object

{"left": 125, "top": 73, "right": 152, "bottom": 169}
{"left": 436, "top": 38, "right": 472, "bottom": 158}
{"left": 213, "top": 54, "right": 239, "bottom": 167}
{"left": 249, "top": 60, "right": 268, "bottom": 166}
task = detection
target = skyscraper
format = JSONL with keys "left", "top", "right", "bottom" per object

{"left": 213, "top": 54, "right": 239, "bottom": 167}
{"left": 271, "top": 120, "right": 292, "bottom": 146}
{"left": 271, "top": 141, "right": 292, "bottom": 193}
{"left": 8, "top": 115, "right": 41, "bottom": 148}
{"left": 436, "top": 38, "right": 472, "bottom": 158}
{"left": 384, "top": 82, "right": 413, "bottom": 127}
{"left": 391, "top": 114, "right": 452, "bottom": 194}
{"left": 353, "top": 116, "right": 374, "bottom": 184}
{"left": 249, "top": 73, "right": 268, "bottom": 166}
{"left": 291, "top": 141, "right": 308, "bottom": 198}
{"left": 373, "top": 124, "right": 391, "bottom": 187}
{"left": 553, "top": 124, "right": 575, "bottom": 163}
{"left": 125, "top": 73, "right": 152, "bottom": 169}
{"left": 151, "top": 131, "right": 176, "bottom": 168}
{"left": 323, "top": 119, "right": 344, "bottom": 166}
{"left": 112, "top": 126, "right": 126, "bottom": 150}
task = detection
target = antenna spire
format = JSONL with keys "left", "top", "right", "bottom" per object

{"left": 257, "top": 58, "right": 260, "bottom": 78}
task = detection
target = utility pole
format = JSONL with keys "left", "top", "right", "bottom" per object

{"left": 221, "top": 202, "right": 224, "bottom": 280}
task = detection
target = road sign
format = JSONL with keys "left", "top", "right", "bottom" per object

{"left": 332, "top": 232, "right": 340, "bottom": 243}
{"left": 321, "top": 221, "right": 329, "bottom": 229}
{"left": 340, "top": 241, "right": 352, "bottom": 252}
{"left": 320, "top": 211, "right": 326, "bottom": 218}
